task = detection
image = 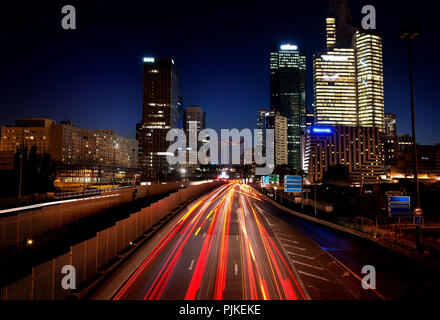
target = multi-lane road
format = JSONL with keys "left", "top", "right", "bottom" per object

{"left": 91, "top": 183, "right": 439, "bottom": 300}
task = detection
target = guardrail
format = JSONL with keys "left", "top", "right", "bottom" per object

{"left": 0, "top": 181, "right": 223, "bottom": 300}
{"left": 54, "top": 186, "right": 134, "bottom": 200}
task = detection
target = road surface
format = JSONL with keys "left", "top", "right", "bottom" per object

{"left": 91, "top": 183, "right": 439, "bottom": 300}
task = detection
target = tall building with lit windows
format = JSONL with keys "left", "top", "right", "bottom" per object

{"left": 326, "top": 17, "right": 337, "bottom": 48}
{"left": 264, "top": 111, "right": 288, "bottom": 166}
{"left": 136, "top": 57, "right": 179, "bottom": 181}
{"left": 304, "top": 126, "right": 382, "bottom": 185}
{"left": 270, "top": 44, "right": 306, "bottom": 170}
{"left": 314, "top": 16, "right": 385, "bottom": 133}
{"left": 314, "top": 47, "right": 358, "bottom": 127}
{"left": 355, "top": 31, "right": 385, "bottom": 131}
{"left": 1, "top": 118, "right": 138, "bottom": 185}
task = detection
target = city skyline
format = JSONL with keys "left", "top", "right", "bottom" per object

{"left": 1, "top": 0, "right": 440, "bottom": 305}
{"left": 1, "top": 1, "right": 439, "bottom": 146}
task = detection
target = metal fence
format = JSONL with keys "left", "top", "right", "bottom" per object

{"left": 0, "top": 181, "right": 222, "bottom": 300}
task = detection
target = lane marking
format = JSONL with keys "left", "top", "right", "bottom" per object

{"left": 275, "top": 232, "right": 297, "bottom": 238}
{"left": 278, "top": 237, "right": 299, "bottom": 244}
{"left": 290, "top": 260, "right": 324, "bottom": 271}
{"left": 188, "top": 259, "right": 195, "bottom": 271}
{"left": 283, "top": 244, "right": 306, "bottom": 251}
{"left": 287, "top": 252, "right": 316, "bottom": 261}
{"left": 320, "top": 248, "right": 387, "bottom": 300}
{"left": 234, "top": 263, "right": 239, "bottom": 276}
{"left": 203, "top": 232, "right": 206, "bottom": 239}
{"left": 298, "top": 270, "right": 330, "bottom": 282}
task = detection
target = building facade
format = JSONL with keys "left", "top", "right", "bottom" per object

{"left": 313, "top": 17, "right": 385, "bottom": 133}
{"left": 314, "top": 47, "right": 358, "bottom": 127}
{"left": 264, "top": 111, "right": 288, "bottom": 166}
{"left": 183, "top": 106, "right": 206, "bottom": 168}
{"left": 1, "top": 118, "right": 55, "bottom": 155}
{"left": 385, "top": 113, "right": 397, "bottom": 136}
{"left": 270, "top": 44, "right": 306, "bottom": 170}
{"left": 304, "top": 126, "right": 383, "bottom": 185}
{"left": 136, "top": 57, "right": 179, "bottom": 181}
{"left": 1, "top": 118, "right": 138, "bottom": 185}
{"left": 355, "top": 31, "right": 385, "bottom": 131}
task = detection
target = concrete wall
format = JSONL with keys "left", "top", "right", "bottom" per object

{"left": 0, "top": 181, "right": 222, "bottom": 300}
{"left": 0, "top": 183, "right": 181, "bottom": 254}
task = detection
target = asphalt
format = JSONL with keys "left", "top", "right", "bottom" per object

{"left": 90, "top": 183, "right": 440, "bottom": 300}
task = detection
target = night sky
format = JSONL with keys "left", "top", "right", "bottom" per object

{"left": 1, "top": 0, "right": 438, "bottom": 145}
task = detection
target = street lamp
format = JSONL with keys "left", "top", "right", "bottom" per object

{"left": 113, "top": 143, "right": 119, "bottom": 189}
{"left": 399, "top": 25, "right": 422, "bottom": 252}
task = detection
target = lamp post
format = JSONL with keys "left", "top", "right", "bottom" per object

{"left": 18, "top": 139, "right": 24, "bottom": 203}
{"left": 399, "top": 26, "right": 422, "bottom": 252}
{"left": 113, "top": 143, "right": 119, "bottom": 189}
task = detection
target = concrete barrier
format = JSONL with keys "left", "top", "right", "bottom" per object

{"left": 0, "top": 181, "right": 223, "bottom": 300}
{"left": 0, "top": 183, "right": 182, "bottom": 254}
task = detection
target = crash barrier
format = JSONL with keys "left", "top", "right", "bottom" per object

{"left": 0, "top": 181, "right": 223, "bottom": 300}
{"left": 0, "top": 183, "right": 182, "bottom": 254}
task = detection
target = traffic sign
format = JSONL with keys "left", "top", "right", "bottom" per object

{"left": 388, "top": 196, "right": 411, "bottom": 218}
{"left": 414, "top": 216, "right": 424, "bottom": 226}
{"left": 269, "top": 174, "right": 280, "bottom": 183}
{"left": 284, "top": 176, "right": 302, "bottom": 193}
{"left": 261, "top": 176, "right": 270, "bottom": 188}
{"left": 386, "top": 191, "right": 404, "bottom": 197}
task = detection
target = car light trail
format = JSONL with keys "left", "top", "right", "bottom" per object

{"left": 113, "top": 183, "right": 306, "bottom": 300}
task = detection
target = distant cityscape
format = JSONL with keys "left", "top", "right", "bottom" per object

{"left": 1, "top": 3, "right": 438, "bottom": 193}
{"left": 1, "top": 0, "right": 440, "bottom": 304}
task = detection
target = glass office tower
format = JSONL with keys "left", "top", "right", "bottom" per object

{"left": 136, "top": 57, "right": 179, "bottom": 181}
{"left": 270, "top": 44, "right": 306, "bottom": 170}
{"left": 356, "top": 31, "right": 385, "bottom": 132}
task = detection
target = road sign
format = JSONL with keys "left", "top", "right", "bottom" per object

{"left": 414, "top": 216, "right": 424, "bottom": 226}
{"left": 386, "top": 191, "right": 404, "bottom": 197}
{"left": 269, "top": 174, "right": 279, "bottom": 183}
{"left": 284, "top": 176, "right": 302, "bottom": 193}
{"left": 388, "top": 196, "right": 411, "bottom": 218}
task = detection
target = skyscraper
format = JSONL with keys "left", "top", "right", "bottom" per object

{"left": 270, "top": 44, "right": 306, "bottom": 170}
{"left": 183, "top": 106, "right": 205, "bottom": 168}
{"left": 257, "top": 109, "right": 269, "bottom": 131}
{"left": 264, "top": 111, "right": 288, "bottom": 166}
{"left": 384, "top": 113, "right": 397, "bottom": 136}
{"left": 184, "top": 106, "right": 205, "bottom": 132}
{"left": 314, "top": 15, "right": 385, "bottom": 133}
{"left": 136, "top": 57, "right": 179, "bottom": 181}
{"left": 314, "top": 47, "right": 358, "bottom": 127}
{"left": 356, "top": 31, "right": 385, "bottom": 131}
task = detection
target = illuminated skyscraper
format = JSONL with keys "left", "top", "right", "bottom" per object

{"left": 314, "top": 17, "right": 385, "bottom": 133}
{"left": 314, "top": 47, "right": 358, "bottom": 127}
{"left": 136, "top": 57, "right": 179, "bottom": 181}
{"left": 356, "top": 31, "right": 385, "bottom": 131}
{"left": 270, "top": 44, "right": 306, "bottom": 170}
{"left": 264, "top": 111, "right": 288, "bottom": 166}
{"left": 326, "top": 18, "right": 337, "bottom": 48}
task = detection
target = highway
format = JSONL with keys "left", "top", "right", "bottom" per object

{"left": 91, "top": 183, "right": 439, "bottom": 300}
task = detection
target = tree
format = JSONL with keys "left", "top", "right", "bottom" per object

{"left": 13, "top": 146, "right": 56, "bottom": 196}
